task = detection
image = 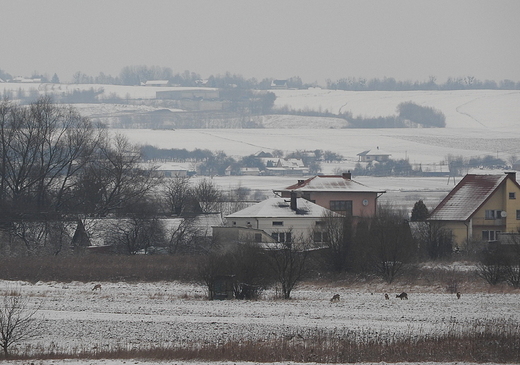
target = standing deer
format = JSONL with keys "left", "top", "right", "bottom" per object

{"left": 396, "top": 292, "right": 408, "bottom": 300}
{"left": 456, "top": 292, "right": 461, "bottom": 299}
{"left": 330, "top": 294, "right": 340, "bottom": 303}
{"left": 384, "top": 293, "right": 389, "bottom": 300}
{"left": 92, "top": 284, "right": 102, "bottom": 291}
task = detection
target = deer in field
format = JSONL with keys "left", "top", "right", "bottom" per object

{"left": 456, "top": 292, "right": 461, "bottom": 299}
{"left": 396, "top": 292, "right": 408, "bottom": 300}
{"left": 384, "top": 293, "right": 389, "bottom": 300}
{"left": 92, "top": 284, "right": 102, "bottom": 291}
{"left": 330, "top": 294, "right": 340, "bottom": 303}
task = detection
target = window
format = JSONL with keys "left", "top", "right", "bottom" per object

{"left": 330, "top": 200, "right": 353, "bottom": 215}
{"left": 482, "top": 230, "right": 501, "bottom": 242}
{"left": 271, "top": 232, "right": 292, "bottom": 243}
{"left": 510, "top": 192, "right": 516, "bottom": 199}
{"left": 517, "top": 210, "right": 520, "bottom": 220}
{"left": 485, "top": 210, "right": 503, "bottom": 220}
{"left": 313, "top": 231, "right": 329, "bottom": 243}
{"left": 272, "top": 221, "right": 284, "bottom": 226}
{"left": 485, "top": 210, "right": 496, "bottom": 219}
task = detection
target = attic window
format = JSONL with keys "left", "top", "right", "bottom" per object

{"left": 272, "top": 221, "right": 284, "bottom": 226}
{"left": 509, "top": 192, "right": 516, "bottom": 199}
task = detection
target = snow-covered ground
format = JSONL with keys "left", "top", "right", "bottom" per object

{"left": 116, "top": 127, "right": 520, "bottom": 166}
{"left": 3, "top": 83, "right": 520, "bottom": 167}
{"left": 1, "top": 278, "right": 518, "bottom": 365}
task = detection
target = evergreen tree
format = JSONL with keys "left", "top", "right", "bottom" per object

{"left": 411, "top": 200, "right": 429, "bottom": 221}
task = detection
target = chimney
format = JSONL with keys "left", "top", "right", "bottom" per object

{"left": 506, "top": 171, "right": 517, "bottom": 181}
{"left": 342, "top": 171, "right": 352, "bottom": 180}
{"left": 290, "top": 191, "right": 297, "bottom": 211}
{"left": 297, "top": 179, "right": 305, "bottom": 186}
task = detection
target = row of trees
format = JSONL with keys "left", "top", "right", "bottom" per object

{"left": 327, "top": 76, "right": 520, "bottom": 91}
{"left": 141, "top": 146, "right": 345, "bottom": 177}
{"left": 4, "top": 66, "right": 519, "bottom": 91}
{"left": 278, "top": 101, "right": 446, "bottom": 128}
{"left": 0, "top": 97, "right": 160, "bottom": 220}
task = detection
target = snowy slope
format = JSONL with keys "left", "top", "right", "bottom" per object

{"left": 2, "top": 83, "right": 519, "bottom": 130}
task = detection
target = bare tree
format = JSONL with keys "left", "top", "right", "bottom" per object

{"left": 75, "top": 134, "right": 158, "bottom": 216}
{"left": 0, "top": 97, "right": 100, "bottom": 216}
{"left": 358, "top": 207, "right": 416, "bottom": 283}
{"left": 166, "top": 216, "right": 201, "bottom": 254}
{"left": 108, "top": 216, "right": 166, "bottom": 255}
{"left": 266, "top": 234, "right": 310, "bottom": 299}
{"left": 0, "top": 288, "right": 41, "bottom": 358}
{"left": 163, "top": 175, "right": 194, "bottom": 216}
{"left": 10, "top": 220, "right": 72, "bottom": 256}
{"left": 193, "top": 178, "right": 222, "bottom": 213}
{"left": 315, "top": 211, "right": 353, "bottom": 273}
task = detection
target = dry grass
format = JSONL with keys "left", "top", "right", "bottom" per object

{"left": 7, "top": 319, "right": 520, "bottom": 363}
{"left": 0, "top": 255, "right": 200, "bottom": 283}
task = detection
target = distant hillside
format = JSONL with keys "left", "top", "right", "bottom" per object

{"left": 272, "top": 89, "right": 520, "bottom": 129}
{"left": 1, "top": 83, "right": 519, "bottom": 129}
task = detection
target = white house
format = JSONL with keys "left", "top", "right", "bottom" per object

{"left": 263, "top": 158, "right": 309, "bottom": 176}
{"left": 357, "top": 148, "right": 391, "bottom": 162}
{"left": 214, "top": 195, "right": 339, "bottom": 245}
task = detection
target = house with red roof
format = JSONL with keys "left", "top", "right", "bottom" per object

{"left": 273, "top": 172, "right": 385, "bottom": 218}
{"left": 428, "top": 172, "right": 520, "bottom": 248}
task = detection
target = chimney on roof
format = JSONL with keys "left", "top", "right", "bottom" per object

{"left": 290, "top": 191, "right": 297, "bottom": 211}
{"left": 506, "top": 171, "right": 517, "bottom": 181}
{"left": 297, "top": 179, "right": 305, "bottom": 186}
{"left": 342, "top": 171, "right": 352, "bottom": 180}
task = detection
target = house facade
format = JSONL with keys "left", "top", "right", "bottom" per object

{"left": 214, "top": 196, "right": 339, "bottom": 245}
{"left": 273, "top": 173, "right": 385, "bottom": 218}
{"left": 357, "top": 149, "right": 391, "bottom": 162}
{"left": 428, "top": 172, "right": 520, "bottom": 248}
{"left": 263, "top": 158, "right": 308, "bottom": 176}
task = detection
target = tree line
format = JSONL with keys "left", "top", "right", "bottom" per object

{"left": 2, "top": 66, "right": 519, "bottom": 91}
{"left": 276, "top": 101, "right": 446, "bottom": 128}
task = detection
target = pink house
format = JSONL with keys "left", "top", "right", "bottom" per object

{"left": 273, "top": 173, "right": 385, "bottom": 218}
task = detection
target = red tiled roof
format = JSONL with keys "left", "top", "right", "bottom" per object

{"left": 277, "top": 175, "right": 385, "bottom": 193}
{"left": 429, "top": 174, "right": 510, "bottom": 221}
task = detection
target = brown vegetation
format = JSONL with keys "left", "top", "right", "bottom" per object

{"left": 5, "top": 319, "right": 520, "bottom": 363}
{"left": 0, "top": 255, "right": 200, "bottom": 283}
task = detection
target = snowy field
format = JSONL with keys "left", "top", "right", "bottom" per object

{"left": 115, "top": 127, "right": 520, "bottom": 166}
{"left": 1, "top": 278, "right": 518, "bottom": 365}
{"left": 2, "top": 83, "right": 520, "bottom": 166}
{"left": 2, "top": 83, "right": 520, "bottom": 129}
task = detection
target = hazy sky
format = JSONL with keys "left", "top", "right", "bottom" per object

{"left": 1, "top": 0, "right": 519, "bottom": 84}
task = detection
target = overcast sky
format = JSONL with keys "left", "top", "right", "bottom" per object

{"left": 1, "top": 0, "right": 519, "bottom": 84}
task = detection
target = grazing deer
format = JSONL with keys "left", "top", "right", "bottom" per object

{"left": 456, "top": 292, "right": 461, "bottom": 299}
{"left": 330, "top": 294, "right": 340, "bottom": 303}
{"left": 92, "top": 284, "right": 102, "bottom": 291}
{"left": 384, "top": 293, "right": 389, "bottom": 300}
{"left": 396, "top": 292, "right": 408, "bottom": 300}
